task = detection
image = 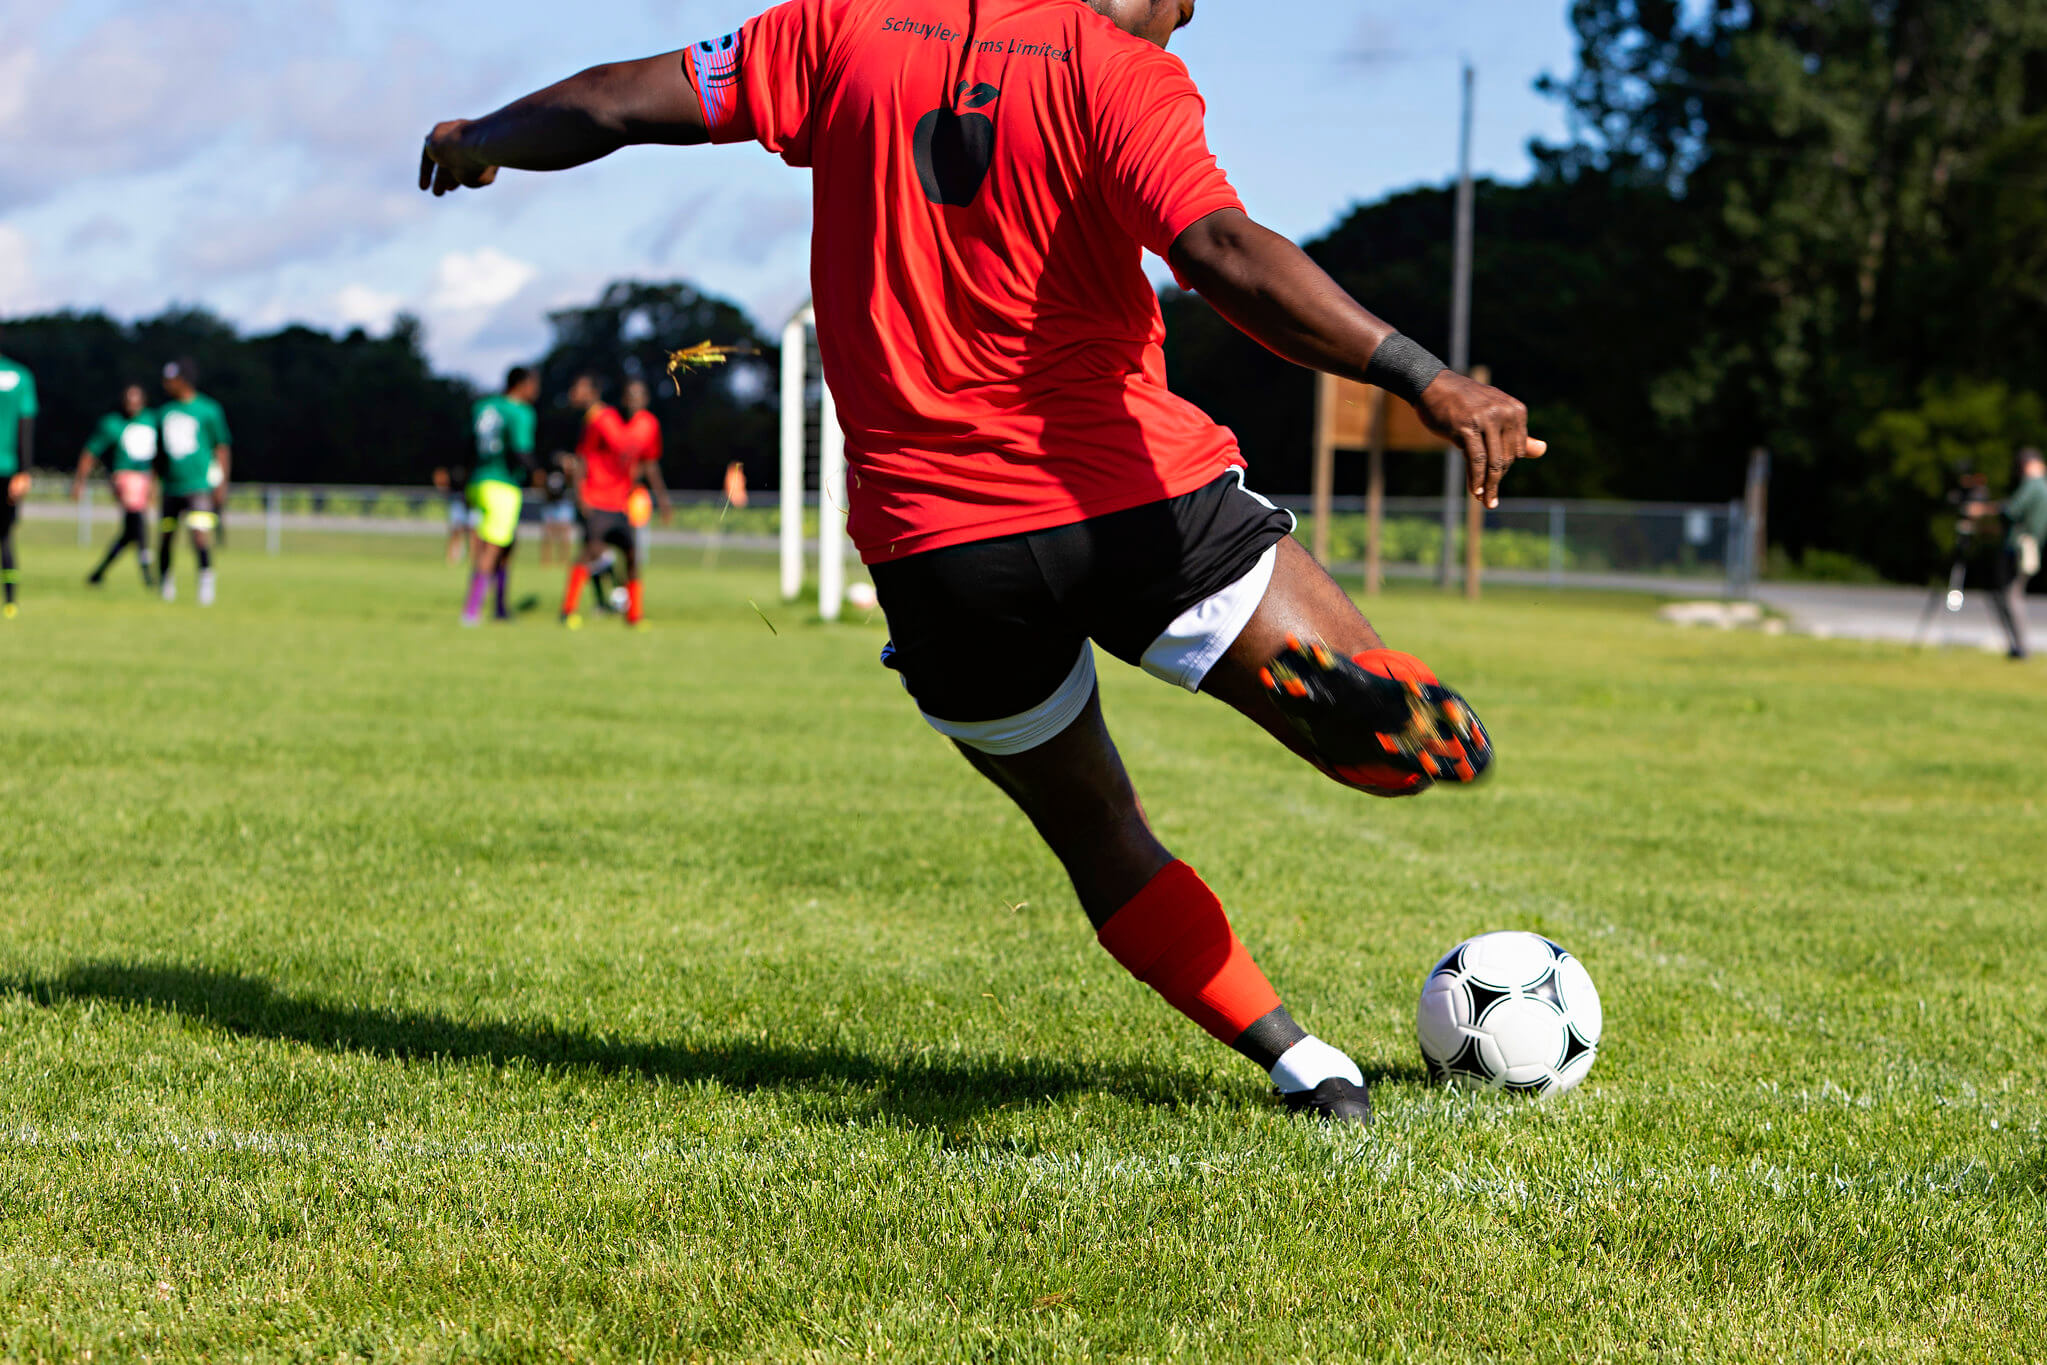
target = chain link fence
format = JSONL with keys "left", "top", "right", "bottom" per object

{"left": 23, "top": 477, "right": 1756, "bottom": 596}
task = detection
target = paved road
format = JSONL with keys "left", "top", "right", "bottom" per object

{"left": 1752, "top": 582, "right": 2026, "bottom": 655}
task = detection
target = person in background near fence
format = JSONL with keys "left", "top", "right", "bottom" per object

{"left": 540, "top": 447, "right": 578, "bottom": 566}
{"left": 1973, "top": 447, "right": 2047, "bottom": 661}
{"left": 561, "top": 374, "right": 670, "bottom": 629}
{"left": 75, "top": 383, "right": 161, "bottom": 589}
{"left": 0, "top": 326, "right": 35, "bottom": 620}
{"left": 433, "top": 465, "right": 474, "bottom": 565}
{"left": 463, "top": 366, "right": 542, "bottom": 627}
{"left": 156, "top": 360, "right": 232, "bottom": 607}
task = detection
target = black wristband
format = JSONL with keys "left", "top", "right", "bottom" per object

{"left": 1363, "top": 333, "right": 1448, "bottom": 407}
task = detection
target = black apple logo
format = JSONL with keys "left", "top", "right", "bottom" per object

{"left": 914, "top": 82, "right": 1001, "bottom": 206}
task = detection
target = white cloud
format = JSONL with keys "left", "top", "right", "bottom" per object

{"left": 335, "top": 283, "right": 404, "bottom": 331}
{"left": 0, "top": 226, "right": 34, "bottom": 312}
{"left": 428, "top": 248, "right": 537, "bottom": 314}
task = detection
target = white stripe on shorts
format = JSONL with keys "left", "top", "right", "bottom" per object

{"left": 919, "top": 645, "right": 1098, "bottom": 756}
{"left": 1139, "top": 542, "right": 1278, "bottom": 693}
{"left": 1141, "top": 469, "right": 1294, "bottom": 693}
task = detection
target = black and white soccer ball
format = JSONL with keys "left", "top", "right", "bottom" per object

{"left": 1417, "top": 931, "right": 1602, "bottom": 1096}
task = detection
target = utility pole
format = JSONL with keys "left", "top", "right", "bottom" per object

{"left": 1439, "top": 61, "right": 1476, "bottom": 588}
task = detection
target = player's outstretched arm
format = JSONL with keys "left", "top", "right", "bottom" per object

{"left": 1169, "top": 208, "right": 1545, "bottom": 508}
{"left": 420, "top": 53, "right": 708, "bottom": 196}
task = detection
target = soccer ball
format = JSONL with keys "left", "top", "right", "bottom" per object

{"left": 1417, "top": 931, "right": 1602, "bottom": 1096}
{"left": 609, "top": 586, "right": 630, "bottom": 613}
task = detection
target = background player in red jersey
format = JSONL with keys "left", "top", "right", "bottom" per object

{"left": 422, "top": 0, "right": 1543, "bottom": 1123}
{"left": 561, "top": 375, "right": 670, "bottom": 628}
{"left": 586, "top": 378, "right": 673, "bottom": 611}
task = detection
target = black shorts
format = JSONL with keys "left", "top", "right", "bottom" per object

{"left": 872, "top": 472, "right": 1294, "bottom": 746}
{"left": 162, "top": 492, "right": 216, "bottom": 522}
{"left": 581, "top": 508, "right": 636, "bottom": 552}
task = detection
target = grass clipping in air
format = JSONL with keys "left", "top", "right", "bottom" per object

{"left": 665, "top": 341, "right": 752, "bottom": 395}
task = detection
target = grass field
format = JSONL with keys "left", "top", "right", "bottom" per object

{"left": 1, "top": 521, "right": 2042, "bottom": 1361}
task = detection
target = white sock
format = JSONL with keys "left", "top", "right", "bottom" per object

{"left": 197, "top": 570, "right": 216, "bottom": 607}
{"left": 1269, "top": 1036, "right": 1365, "bottom": 1094}
{"left": 161, "top": 577, "right": 176, "bottom": 602}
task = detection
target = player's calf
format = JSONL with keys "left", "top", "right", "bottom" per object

{"left": 1095, "top": 859, "right": 1372, "bottom": 1122}
{"left": 1260, "top": 637, "right": 1492, "bottom": 797}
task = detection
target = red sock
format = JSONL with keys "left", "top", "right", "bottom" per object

{"left": 563, "top": 564, "right": 589, "bottom": 615}
{"left": 625, "top": 579, "right": 643, "bottom": 625}
{"left": 1096, "top": 861, "right": 1281, "bottom": 1045}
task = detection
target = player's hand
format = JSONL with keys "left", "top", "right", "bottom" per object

{"left": 1414, "top": 371, "right": 1547, "bottom": 510}
{"left": 419, "top": 121, "right": 500, "bottom": 197}
{"left": 7, "top": 472, "right": 28, "bottom": 503}
{"left": 659, "top": 502, "right": 674, "bottom": 526}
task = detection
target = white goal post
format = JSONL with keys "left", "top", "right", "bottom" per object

{"left": 779, "top": 303, "right": 850, "bottom": 621}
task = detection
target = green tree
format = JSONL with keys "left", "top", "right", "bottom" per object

{"left": 1542, "top": 0, "right": 2047, "bottom": 577}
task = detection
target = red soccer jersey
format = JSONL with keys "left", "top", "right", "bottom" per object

{"left": 687, "top": 0, "right": 1247, "bottom": 563}
{"left": 578, "top": 404, "right": 638, "bottom": 512}
{"left": 619, "top": 411, "right": 663, "bottom": 467}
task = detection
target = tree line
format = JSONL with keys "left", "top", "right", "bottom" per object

{"left": 1, "top": 281, "right": 781, "bottom": 496}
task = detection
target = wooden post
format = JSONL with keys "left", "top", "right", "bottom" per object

{"left": 1744, "top": 447, "right": 1771, "bottom": 584}
{"left": 1465, "top": 490, "right": 1484, "bottom": 599}
{"left": 1312, "top": 372, "right": 1337, "bottom": 565}
{"left": 1365, "top": 387, "right": 1386, "bottom": 596}
{"left": 1464, "top": 365, "right": 1489, "bottom": 599}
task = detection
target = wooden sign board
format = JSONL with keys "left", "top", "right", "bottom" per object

{"left": 1322, "top": 377, "right": 1439, "bottom": 453}
{"left": 1311, "top": 371, "right": 1477, "bottom": 596}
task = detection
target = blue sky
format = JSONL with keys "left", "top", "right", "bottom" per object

{"left": 0, "top": 1, "right": 1578, "bottom": 382}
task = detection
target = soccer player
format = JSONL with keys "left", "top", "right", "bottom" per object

{"left": 156, "top": 359, "right": 232, "bottom": 606}
{"left": 608, "top": 377, "right": 673, "bottom": 602}
{"left": 463, "top": 366, "right": 542, "bottom": 626}
{"left": 0, "top": 327, "right": 35, "bottom": 618}
{"left": 75, "top": 383, "right": 162, "bottom": 589}
{"left": 559, "top": 375, "right": 670, "bottom": 628}
{"left": 421, "top": 0, "right": 1541, "bottom": 1123}
{"left": 0, "top": 328, "right": 34, "bottom": 619}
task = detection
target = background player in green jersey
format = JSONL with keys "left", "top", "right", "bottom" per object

{"left": 156, "top": 359, "right": 233, "bottom": 607}
{"left": 73, "top": 383, "right": 162, "bottom": 589}
{"left": 463, "top": 366, "right": 542, "bottom": 626}
{"left": 0, "top": 326, "right": 37, "bottom": 619}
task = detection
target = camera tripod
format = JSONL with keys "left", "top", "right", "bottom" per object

{"left": 1914, "top": 521, "right": 1978, "bottom": 649}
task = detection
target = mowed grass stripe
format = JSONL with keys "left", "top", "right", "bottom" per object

{"left": 0, "top": 523, "right": 2042, "bottom": 1360}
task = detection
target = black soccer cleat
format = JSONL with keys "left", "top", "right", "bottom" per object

{"left": 1278, "top": 1077, "right": 1373, "bottom": 1124}
{"left": 1261, "top": 637, "right": 1493, "bottom": 785}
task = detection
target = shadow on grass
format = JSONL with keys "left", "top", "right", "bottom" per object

{"left": 7, "top": 961, "right": 1218, "bottom": 1126}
